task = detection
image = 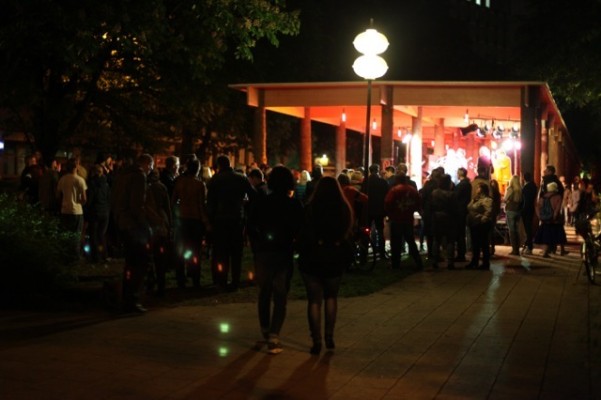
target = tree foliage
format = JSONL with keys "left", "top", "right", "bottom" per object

{"left": 0, "top": 0, "right": 300, "bottom": 161}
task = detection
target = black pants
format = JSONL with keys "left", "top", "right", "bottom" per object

{"left": 469, "top": 222, "right": 492, "bottom": 267}
{"left": 455, "top": 213, "right": 467, "bottom": 259}
{"left": 211, "top": 219, "right": 244, "bottom": 288}
{"left": 176, "top": 218, "right": 205, "bottom": 288}
{"left": 255, "top": 252, "right": 293, "bottom": 339}
{"left": 121, "top": 228, "right": 152, "bottom": 307}
{"left": 389, "top": 221, "right": 422, "bottom": 269}
{"left": 522, "top": 211, "right": 535, "bottom": 250}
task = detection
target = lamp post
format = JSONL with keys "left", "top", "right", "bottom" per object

{"left": 352, "top": 22, "right": 389, "bottom": 175}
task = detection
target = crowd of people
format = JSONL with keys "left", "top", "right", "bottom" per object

{"left": 15, "top": 150, "right": 599, "bottom": 355}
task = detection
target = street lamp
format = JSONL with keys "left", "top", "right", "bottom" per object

{"left": 352, "top": 22, "right": 389, "bottom": 174}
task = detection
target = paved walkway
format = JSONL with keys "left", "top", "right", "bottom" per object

{"left": 2, "top": 228, "right": 601, "bottom": 399}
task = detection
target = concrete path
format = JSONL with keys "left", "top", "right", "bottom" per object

{"left": 2, "top": 228, "right": 601, "bottom": 399}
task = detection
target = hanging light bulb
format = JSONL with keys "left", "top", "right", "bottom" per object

{"left": 372, "top": 119, "right": 377, "bottom": 130}
{"left": 464, "top": 109, "right": 469, "bottom": 124}
{"left": 341, "top": 108, "right": 347, "bottom": 123}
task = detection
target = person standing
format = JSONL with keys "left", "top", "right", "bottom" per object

{"left": 384, "top": 175, "right": 424, "bottom": 270}
{"left": 521, "top": 172, "right": 538, "bottom": 255}
{"left": 363, "top": 164, "right": 389, "bottom": 260}
{"left": 112, "top": 154, "right": 154, "bottom": 313}
{"left": 489, "top": 179, "right": 502, "bottom": 256}
{"left": 207, "top": 155, "right": 256, "bottom": 291}
{"left": 160, "top": 156, "right": 180, "bottom": 198}
{"left": 430, "top": 174, "right": 457, "bottom": 269}
{"left": 171, "top": 159, "right": 210, "bottom": 289}
{"left": 85, "top": 164, "right": 111, "bottom": 263}
{"left": 56, "top": 158, "right": 88, "bottom": 257}
{"left": 38, "top": 158, "right": 61, "bottom": 215}
{"left": 453, "top": 167, "right": 471, "bottom": 262}
{"left": 247, "top": 166, "right": 303, "bottom": 354}
{"left": 504, "top": 175, "right": 523, "bottom": 255}
{"left": 534, "top": 182, "right": 567, "bottom": 257}
{"left": 145, "top": 169, "right": 172, "bottom": 297}
{"left": 298, "top": 177, "right": 353, "bottom": 355}
{"left": 466, "top": 182, "right": 493, "bottom": 270}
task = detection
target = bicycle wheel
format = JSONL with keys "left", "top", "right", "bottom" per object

{"left": 582, "top": 239, "right": 598, "bottom": 284}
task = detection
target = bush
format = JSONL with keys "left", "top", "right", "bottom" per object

{"left": 0, "top": 193, "right": 79, "bottom": 304}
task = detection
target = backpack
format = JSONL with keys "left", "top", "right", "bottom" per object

{"left": 539, "top": 196, "right": 554, "bottom": 222}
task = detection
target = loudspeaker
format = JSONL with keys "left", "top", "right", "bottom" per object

{"left": 460, "top": 124, "right": 479, "bottom": 136}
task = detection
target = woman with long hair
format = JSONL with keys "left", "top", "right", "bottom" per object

{"left": 298, "top": 176, "right": 353, "bottom": 355}
{"left": 504, "top": 175, "right": 523, "bottom": 255}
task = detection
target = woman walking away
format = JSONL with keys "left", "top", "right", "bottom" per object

{"left": 534, "top": 182, "right": 567, "bottom": 257}
{"left": 504, "top": 175, "right": 523, "bottom": 255}
{"left": 247, "top": 166, "right": 303, "bottom": 354}
{"left": 466, "top": 182, "right": 493, "bottom": 270}
{"left": 298, "top": 176, "right": 353, "bottom": 355}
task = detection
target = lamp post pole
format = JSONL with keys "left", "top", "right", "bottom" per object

{"left": 352, "top": 22, "right": 388, "bottom": 177}
{"left": 363, "top": 79, "right": 373, "bottom": 175}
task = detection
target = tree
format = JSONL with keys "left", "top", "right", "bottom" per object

{"left": 0, "top": 0, "right": 300, "bottom": 163}
{"left": 511, "top": 0, "right": 601, "bottom": 171}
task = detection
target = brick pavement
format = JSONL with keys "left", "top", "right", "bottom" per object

{"left": 1, "top": 227, "right": 601, "bottom": 399}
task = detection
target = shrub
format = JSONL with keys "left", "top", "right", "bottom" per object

{"left": 0, "top": 193, "right": 79, "bottom": 304}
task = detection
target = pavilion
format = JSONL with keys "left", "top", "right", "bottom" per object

{"left": 231, "top": 81, "right": 578, "bottom": 187}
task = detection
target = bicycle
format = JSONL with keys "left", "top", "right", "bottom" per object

{"left": 575, "top": 214, "right": 600, "bottom": 284}
{"left": 350, "top": 226, "right": 377, "bottom": 272}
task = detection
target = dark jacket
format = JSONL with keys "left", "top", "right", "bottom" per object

{"left": 111, "top": 165, "right": 149, "bottom": 232}
{"left": 86, "top": 175, "right": 111, "bottom": 221}
{"left": 431, "top": 188, "right": 457, "bottom": 237}
{"left": 522, "top": 181, "right": 538, "bottom": 215}
{"left": 206, "top": 167, "right": 256, "bottom": 223}
{"left": 247, "top": 192, "right": 303, "bottom": 254}
{"left": 454, "top": 177, "right": 472, "bottom": 216}
{"left": 298, "top": 202, "right": 353, "bottom": 278}
{"left": 364, "top": 173, "right": 389, "bottom": 216}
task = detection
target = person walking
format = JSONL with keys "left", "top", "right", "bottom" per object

{"left": 298, "top": 176, "right": 353, "bottom": 355}
{"left": 207, "top": 155, "right": 256, "bottom": 291}
{"left": 247, "top": 166, "right": 303, "bottom": 354}
{"left": 504, "top": 175, "right": 523, "bottom": 255}
{"left": 466, "top": 182, "right": 493, "bottom": 270}
{"left": 111, "top": 154, "right": 154, "bottom": 313}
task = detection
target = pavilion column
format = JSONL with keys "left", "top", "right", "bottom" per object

{"left": 336, "top": 121, "right": 346, "bottom": 173}
{"left": 253, "top": 105, "right": 267, "bottom": 166}
{"left": 521, "top": 85, "right": 539, "bottom": 180}
{"left": 410, "top": 107, "right": 423, "bottom": 187}
{"left": 466, "top": 135, "right": 474, "bottom": 178}
{"left": 300, "top": 107, "right": 312, "bottom": 172}
{"left": 434, "top": 118, "right": 445, "bottom": 157}
{"left": 380, "top": 86, "right": 394, "bottom": 170}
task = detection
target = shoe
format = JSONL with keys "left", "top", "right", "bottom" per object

{"left": 523, "top": 249, "right": 533, "bottom": 255}
{"left": 447, "top": 264, "right": 456, "bottom": 270}
{"left": 542, "top": 252, "right": 551, "bottom": 258}
{"left": 267, "top": 340, "right": 283, "bottom": 355}
{"left": 310, "top": 342, "right": 322, "bottom": 355}
{"left": 454, "top": 256, "right": 467, "bottom": 262}
{"left": 509, "top": 251, "right": 520, "bottom": 256}
{"left": 560, "top": 250, "right": 570, "bottom": 256}
{"left": 325, "top": 335, "right": 335, "bottom": 350}
{"left": 122, "top": 303, "right": 147, "bottom": 314}
{"left": 477, "top": 264, "right": 490, "bottom": 270}
{"left": 465, "top": 262, "right": 477, "bottom": 270}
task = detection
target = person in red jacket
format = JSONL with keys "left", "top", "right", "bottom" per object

{"left": 384, "top": 175, "right": 423, "bottom": 270}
